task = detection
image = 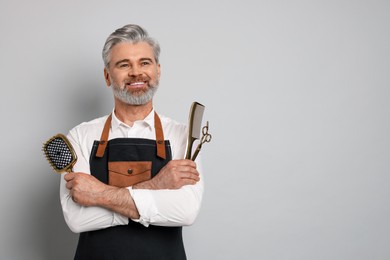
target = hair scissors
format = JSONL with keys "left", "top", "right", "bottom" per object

{"left": 191, "top": 121, "right": 212, "bottom": 161}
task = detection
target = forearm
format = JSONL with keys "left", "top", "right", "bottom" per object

{"left": 60, "top": 178, "right": 128, "bottom": 233}
{"left": 62, "top": 176, "right": 202, "bottom": 230}
{"left": 128, "top": 159, "right": 204, "bottom": 227}
{"left": 60, "top": 174, "right": 139, "bottom": 233}
{"left": 94, "top": 185, "right": 140, "bottom": 220}
{"left": 62, "top": 130, "right": 141, "bottom": 232}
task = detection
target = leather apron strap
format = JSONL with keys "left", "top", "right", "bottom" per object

{"left": 95, "top": 112, "right": 166, "bottom": 159}
{"left": 154, "top": 112, "right": 166, "bottom": 159}
{"left": 95, "top": 114, "right": 112, "bottom": 158}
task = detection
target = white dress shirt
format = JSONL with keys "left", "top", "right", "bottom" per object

{"left": 60, "top": 109, "right": 204, "bottom": 233}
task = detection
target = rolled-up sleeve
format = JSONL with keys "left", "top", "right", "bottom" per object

{"left": 60, "top": 112, "right": 204, "bottom": 232}
{"left": 129, "top": 158, "right": 204, "bottom": 227}
{"left": 60, "top": 128, "right": 129, "bottom": 233}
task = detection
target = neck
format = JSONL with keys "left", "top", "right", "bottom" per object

{"left": 114, "top": 99, "right": 153, "bottom": 126}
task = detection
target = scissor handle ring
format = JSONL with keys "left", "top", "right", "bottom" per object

{"left": 204, "top": 134, "right": 212, "bottom": 143}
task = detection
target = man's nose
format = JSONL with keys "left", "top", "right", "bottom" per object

{"left": 129, "top": 65, "right": 142, "bottom": 76}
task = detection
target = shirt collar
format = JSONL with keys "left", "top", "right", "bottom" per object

{"left": 111, "top": 108, "right": 155, "bottom": 130}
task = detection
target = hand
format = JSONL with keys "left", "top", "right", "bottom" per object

{"left": 136, "top": 159, "right": 200, "bottom": 190}
{"left": 64, "top": 172, "right": 109, "bottom": 207}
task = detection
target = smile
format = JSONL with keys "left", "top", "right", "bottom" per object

{"left": 126, "top": 81, "right": 147, "bottom": 88}
{"left": 129, "top": 82, "right": 146, "bottom": 86}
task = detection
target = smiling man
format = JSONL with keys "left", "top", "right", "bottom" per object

{"left": 60, "top": 24, "right": 204, "bottom": 260}
{"left": 107, "top": 41, "right": 160, "bottom": 107}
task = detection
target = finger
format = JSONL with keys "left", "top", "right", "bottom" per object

{"left": 66, "top": 180, "right": 73, "bottom": 190}
{"left": 179, "top": 171, "right": 200, "bottom": 181}
{"left": 177, "top": 166, "right": 199, "bottom": 175}
{"left": 179, "top": 171, "right": 199, "bottom": 182}
{"left": 180, "top": 179, "right": 198, "bottom": 186}
{"left": 183, "top": 159, "right": 197, "bottom": 168}
{"left": 71, "top": 193, "right": 78, "bottom": 203}
{"left": 64, "top": 172, "right": 75, "bottom": 181}
{"left": 187, "top": 159, "right": 197, "bottom": 167}
{"left": 188, "top": 173, "right": 200, "bottom": 181}
{"left": 171, "top": 159, "right": 197, "bottom": 168}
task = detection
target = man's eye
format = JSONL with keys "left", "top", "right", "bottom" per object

{"left": 119, "top": 63, "right": 129, "bottom": 68}
{"left": 141, "top": 61, "right": 150, "bottom": 66}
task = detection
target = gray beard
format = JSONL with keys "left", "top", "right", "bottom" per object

{"left": 111, "top": 82, "right": 159, "bottom": 105}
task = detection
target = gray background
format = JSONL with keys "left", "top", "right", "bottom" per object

{"left": 1, "top": 0, "right": 389, "bottom": 259}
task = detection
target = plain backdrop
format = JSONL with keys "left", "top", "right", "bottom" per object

{"left": 1, "top": 0, "right": 389, "bottom": 259}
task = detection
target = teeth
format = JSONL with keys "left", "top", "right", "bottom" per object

{"left": 130, "top": 82, "right": 144, "bottom": 86}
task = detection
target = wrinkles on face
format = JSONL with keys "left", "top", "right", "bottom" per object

{"left": 106, "top": 42, "right": 161, "bottom": 106}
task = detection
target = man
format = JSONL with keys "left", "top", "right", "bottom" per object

{"left": 60, "top": 24, "right": 204, "bottom": 259}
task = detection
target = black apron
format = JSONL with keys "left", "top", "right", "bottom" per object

{"left": 74, "top": 112, "right": 186, "bottom": 260}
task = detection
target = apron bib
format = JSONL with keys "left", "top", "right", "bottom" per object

{"left": 74, "top": 112, "right": 186, "bottom": 260}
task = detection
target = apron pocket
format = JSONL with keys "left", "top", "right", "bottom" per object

{"left": 108, "top": 161, "right": 152, "bottom": 187}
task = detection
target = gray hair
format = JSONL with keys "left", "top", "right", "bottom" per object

{"left": 102, "top": 24, "right": 160, "bottom": 68}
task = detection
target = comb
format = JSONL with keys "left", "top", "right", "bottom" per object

{"left": 42, "top": 134, "right": 77, "bottom": 173}
{"left": 185, "top": 102, "right": 205, "bottom": 159}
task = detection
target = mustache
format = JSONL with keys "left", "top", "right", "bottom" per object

{"left": 124, "top": 76, "right": 151, "bottom": 84}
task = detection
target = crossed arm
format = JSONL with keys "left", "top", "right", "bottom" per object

{"left": 63, "top": 159, "right": 201, "bottom": 221}
{"left": 61, "top": 157, "right": 203, "bottom": 233}
{"left": 60, "top": 118, "right": 204, "bottom": 233}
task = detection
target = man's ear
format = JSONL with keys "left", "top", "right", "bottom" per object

{"left": 157, "top": 64, "right": 161, "bottom": 80}
{"left": 104, "top": 68, "right": 111, "bottom": 87}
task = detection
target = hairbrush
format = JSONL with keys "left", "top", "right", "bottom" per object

{"left": 42, "top": 134, "right": 77, "bottom": 173}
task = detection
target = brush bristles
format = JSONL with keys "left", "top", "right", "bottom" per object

{"left": 42, "top": 134, "right": 77, "bottom": 173}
